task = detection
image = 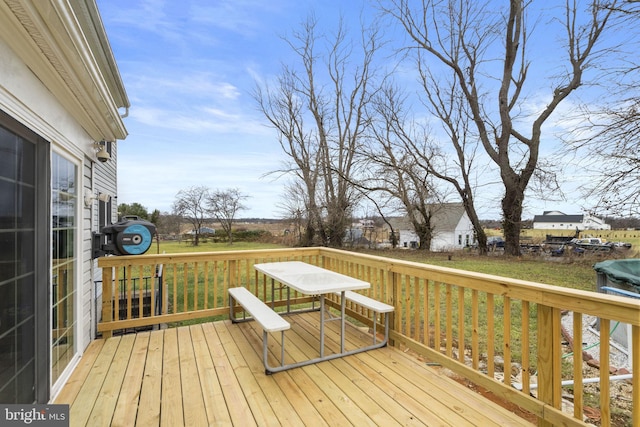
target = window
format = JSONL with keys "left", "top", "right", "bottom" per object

{"left": 98, "top": 198, "right": 112, "bottom": 228}
{"left": 97, "top": 197, "right": 112, "bottom": 249}
{"left": 51, "top": 153, "right": 78, "bottom": 386}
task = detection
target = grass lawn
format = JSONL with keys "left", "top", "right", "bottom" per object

{"left": 149, "top": 240, "right": 287, "bottom": 254}
{"left": 152, "top": 241, "right": 612, "bottom": 292}
{"left": 366, "top": 249, "right": 601, "bottom": 292}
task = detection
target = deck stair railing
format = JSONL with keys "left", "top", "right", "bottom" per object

{"left": 98, "top": 247, "right": 640, "bottom": 427}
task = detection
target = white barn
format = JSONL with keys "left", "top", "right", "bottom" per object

{"left": 0, "top": 0, "right": 128, "bottom": 403}
{"left": 532, "top": 211, "right": 611, "bottom": 230}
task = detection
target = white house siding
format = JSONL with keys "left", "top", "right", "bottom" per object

{"left": 582, "top": 215, "right": 611, "bottom": 230}
{"left": 533, "top": 222, "right": 578, "bottom": 230}
{"left": 0, "top": 0, "right": 128, "bottom": 403}
{"left": 89, "top": 145, "right": 118, "bottom": 338}
{"left": 398, "top": 229, "right": 419, "bottom": 249}
{"left": 82, "top": 162, "right": 94, "bottom": 349}
{"left": 398, "top": 225, "right": 474, "bottom": 251}
{"left": 431, "top": 232, "right": 453, "bottom": 250}
{"left": 432, "top": 229, "right": 469, "bottom": 251}
{"left": 431, "top": 217, "right": 475, "bottom": 251}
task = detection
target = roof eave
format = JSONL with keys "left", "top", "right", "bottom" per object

{"left": 0, "top": 0, "right": 128, "bottom": 141}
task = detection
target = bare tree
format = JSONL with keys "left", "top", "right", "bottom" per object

{"left": 567, "top": 1, "right": 640, "bottom": 217}
{"left": 254, "top": 14, "right": 383, "bottom": 247}
{"left": 206, "top": 188, "right": 248, "bottom": 245}
{"left": 382, "top": 0, "right": 620, "bottom": 255}
{"left": 352, "top": 191, "right": 400, "bottom": 248}
{"left": 358, "top": 163, "right": 443, "bottom": 251}
{"left": 412, "top": 66, "right": 491, "bottom": 254}
{"left": 255, "top": 64, "right": 323, "bottom": 246}
{"left": 363, "top": 82, "right": 489, "bottom": 252}
{"left": 156, "top": 212, "right": 182, "bottom": 238}
{"left": 577, "top": 98, "right": 640, "bottom": 216}
{"left": 277, "top": 181, "right": 316, "bottom": 246}
{"left": 358, "top": 95, "right": 443, "bottom": 250}
{"left": 172, "top": 186, "right": 209, "bottom": 246}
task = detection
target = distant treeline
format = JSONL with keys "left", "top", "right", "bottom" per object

{"left": 181, "top": 229, "right": 273, "bottom": 244}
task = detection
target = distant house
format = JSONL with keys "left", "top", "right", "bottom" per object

{"left": 191, "top": 227, "right": 216, "bottom": 235}
{"left": 345, "top": 219, "right": 374, "bottom": 246}
{"left": 350, "top": 219, "right": 375, "bottom": 230}
{"left": 344, "top": 227, "right": 368, "bottom": 246}
{"left": 388, "top": 203, "right": 475, "bottom": 250}
{"left": 532, "top": 211, "right": 611, "bottom": 230}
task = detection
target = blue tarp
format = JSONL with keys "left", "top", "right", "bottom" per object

{"left": 593, "top": 259, "right": 640, "bottom": 287}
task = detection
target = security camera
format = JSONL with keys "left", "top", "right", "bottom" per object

{"left": 96, "top": 145, "right": 111, "bottom": 163}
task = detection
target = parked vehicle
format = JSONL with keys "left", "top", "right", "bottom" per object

{"left": 550, "top": 244, "right": 585, "bottom": 257}
{"left": 487, "top": 236, "right": 504, "bottom": 249}
{"left": 569, "top": 238, "right": 613, "bottom": 252}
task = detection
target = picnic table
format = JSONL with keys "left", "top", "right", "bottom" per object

{"left": 231, "top": 261, "right": 394, "bottom": 373}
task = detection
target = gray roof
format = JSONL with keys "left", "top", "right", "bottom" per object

{"left": 533, "top": 214, "right": 584, "bottom": 223}
{"left": 387, "top": 203, "right": 466, "bottom": 232}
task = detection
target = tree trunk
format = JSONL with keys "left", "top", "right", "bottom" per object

{"left": 326, "top": 203, "right": 348, "bottom": 247}
{"left": 414, "top": 222, "right": 432, "bottom": 251}
{"left": 301, "top": 221, "right": 315, "bottom": 246}
{"left": 501, "top": 185, "right": 524, "bottom": 256}
{"left": 464, "top": 199, "right": 487, "bottom": 255}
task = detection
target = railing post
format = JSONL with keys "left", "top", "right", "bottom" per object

{"left": 101, "top": 266, "right": 113, "bottom": 339}
{"left": 389, "top": 270, "right": 399, "bottom": 347}
{"left": 322, "top": 255, "right": 330, "bottom": 270}
{"left": 229, "top": 260, "right": 237, "bottom": 288}
{"left": 633, "top": 325, "right": 639, "bottom": 425}
{"left": 536, "top": 304, "right": 561, "bottom": 427}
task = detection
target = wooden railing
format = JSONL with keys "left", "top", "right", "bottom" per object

{"left": 98, "top": 247, "right": 639, "bottom": 427}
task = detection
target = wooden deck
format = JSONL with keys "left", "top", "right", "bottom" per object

{"left": 54, "top": 312, "right": 532, "bottom": 426}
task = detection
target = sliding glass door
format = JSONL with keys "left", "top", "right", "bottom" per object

{"left": 0, "top": 114, "right": 49, "bottom": 403}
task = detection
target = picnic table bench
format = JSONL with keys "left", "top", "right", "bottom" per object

{"left": 334, "top": 290, "right": 394, "bottom": 347}
{"left": 228, "top": 286, "right": 290, "bottom": 374}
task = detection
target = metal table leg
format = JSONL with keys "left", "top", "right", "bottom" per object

{"left": 320, "top": 294, "right": 325, "bottom": 357}
{"left": 340, "top": 290, "right": 346, "bottom": 353}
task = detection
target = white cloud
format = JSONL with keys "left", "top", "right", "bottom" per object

{"left": 122, "top": 69, "right": 241, "bottom": 101}
{"left": 189, "top": 0, "right": 290, "bottom": 36}
{"left": 100, "top": 0, "right": 187, "bottom": 44}
{"left": 117, "top": 148, "right": 286, "bottom": 217}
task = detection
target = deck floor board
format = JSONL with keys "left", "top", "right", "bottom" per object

{"left": 55, "top": 313, "right": 532, "bottom": 426}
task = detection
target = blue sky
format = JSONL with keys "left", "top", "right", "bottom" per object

{"left": 97, "top": 0, "right": 630, "bottom": 220}
{"left": 98, "top": 0, "right": 346, "bottom": 218}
